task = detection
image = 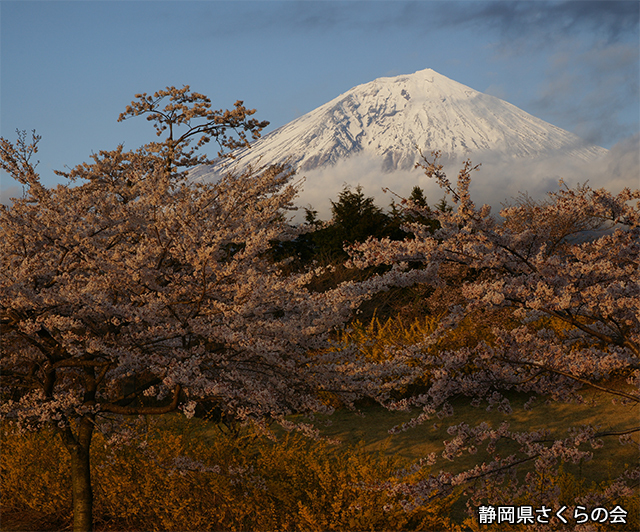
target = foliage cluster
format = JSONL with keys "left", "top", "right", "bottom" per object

{"left": 346, "top": 152, "right": 640, "bottom": 522}
{"left": 1, "top": 421, "right": 459, "bottom": 532}
{"left": 273, "top": 184, "right": 446, "bottom": 266}
{"left": 334, "top": 314, "right": 442, "bottom": 362}
{"left": 0, "top": 89, "right": 414, "bottom": 530}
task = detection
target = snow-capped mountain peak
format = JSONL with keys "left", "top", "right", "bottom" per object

{"left": 209, "top": 67, "right": 607, "bottom": 175}
{"left": 190, "top": 68, "right": 617, "bottom": 221}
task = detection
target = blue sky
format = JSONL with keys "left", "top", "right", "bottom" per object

{"left": 2, "top": 0, "right": 639, "bottom": 198}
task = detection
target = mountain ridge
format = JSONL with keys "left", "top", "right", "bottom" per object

{"left": 201, "top": 68, "right": 607, "bottom": 176}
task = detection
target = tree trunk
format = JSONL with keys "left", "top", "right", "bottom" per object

{"left": 61, "top": 416, "right": 95, "bottom": 532}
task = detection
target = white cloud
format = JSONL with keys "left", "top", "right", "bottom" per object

{"left": 294, "top": 152, "right": 440, "bottom": 221}
{"left": 292, "top": 135, "right": 639, "bottom": 221}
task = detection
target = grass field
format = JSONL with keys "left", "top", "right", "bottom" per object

{"left": 307, "top": 386, "right": 639, "bottom": 479}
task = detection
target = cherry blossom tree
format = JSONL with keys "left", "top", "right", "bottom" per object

{"left": 0, "top": 88, "right": 402, "bottom": 532}
{"left": 348, "top": 152, "right": 640, "bottom": 522}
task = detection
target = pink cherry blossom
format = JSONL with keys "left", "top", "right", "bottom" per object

{"left": 350, "top": 152, "right": 640, "bottom": 512}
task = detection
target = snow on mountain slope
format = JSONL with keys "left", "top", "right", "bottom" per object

{"left": 206, "top": 68, "right": 607, "bottom": 175}
{"left": 191, "top": 68, "right": 619, "bottom": 220}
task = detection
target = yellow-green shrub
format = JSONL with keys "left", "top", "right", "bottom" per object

{"left": 1, "top": 426, "right": 72, "bottom": 528}
{"left": 1, "top": 420, "right": 459, "bottom": 531}
{"left": 335, "top": 314, "right": 441, "bottom": 362}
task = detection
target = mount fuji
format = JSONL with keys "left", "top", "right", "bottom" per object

{"left": 192, "top": 68, "right": 612, "bottom": 218}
